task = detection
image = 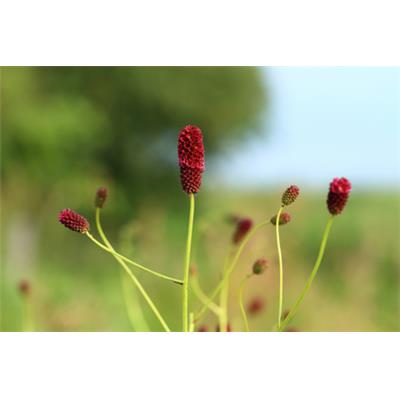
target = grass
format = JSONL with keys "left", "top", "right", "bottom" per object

{"left": 1, "top": 190, "right": 399, "bottom": 331}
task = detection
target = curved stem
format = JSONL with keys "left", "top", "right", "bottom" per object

{"left": 85, "top": 231, "right": 183, "bottom": 285}
{"left": 96, "top": 208, "right": 150, "bottom": 332}
{"left": 219, "top": 250, "right": 233, "bottom": 332}
{"left": 239, "top": 274, "right": 252, "bottom": 332}
{"left": 191, "top": 276, "right": 221, "bottom": 317}
{"left": 276, "top": 206, "right": 284, "bottom": 330}
{"left": 280, "top": 216, "right": 334, "bottom": 331}
{"left": 182, "top": 193, "right": 195, "bottom": 332}
{"left": 194, "top": 220, "right": 271, "bottom": 323}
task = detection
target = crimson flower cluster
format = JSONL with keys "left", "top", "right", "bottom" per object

{"left": 178, "top": 125, "right": 205, "bottom": 194}
{"left": 232, "top": 218, "right": 253, "bottom": 244}
{"left": 58, "top": 209, "right": 90, "bottom": 233}
{"left": 327, "top": 177, "right": 352, "bottom": 215}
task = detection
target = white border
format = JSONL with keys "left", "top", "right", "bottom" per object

{"left": 1, "top": 0, "right": 399, "bottom": 65}
{"left": 0, "top": 333, "right": 399, "bottom": 399}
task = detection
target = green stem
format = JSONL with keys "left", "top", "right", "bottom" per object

{"left": 191, "top": 276, "right": 221, "bottom": 317}
{"left": 96, "top": 208, "right": 150, "bottom": 331}
{"left": 276, "top": 206, "right": 284, "bottom": 330}
{"left": 239, "top": 274, "right": 252, "bottom": 332}
{"left": 194, "top": 220, "right": 271, "bottom": 323}
{"left": 86, "top": 231, "right": 183, "bottom": 285}
{"left": 182, "top": 193, "right": 195, "bottom": 332}
{"left": 22, "top": 297, "right": 34, "bottom": 332}
{"left": 219, "top": 250, "right": 233, "bottom": 332}
{"left": 280, "top": 216, "right": 334, "bottom": 331}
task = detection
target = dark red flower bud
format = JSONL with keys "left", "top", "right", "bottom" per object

{"left": 197, "top": 325, "right": 208, "bottom": 332}
{"left": 282, "top": 185, "right": 300, "bottom": 206}
{"left": 270, "top": 212, "right": 291, "bottom": 226}
{"left": 18, "top": 280, "right": 31, "bottom": 296}
{"left": 233, "top": 218, "right": 253, "bottom": 244}
{"left": 95, "top": 187, "right": 108, "bottom": 208}
{"left": 178, "top": 125, "right": 205, "bottom": 194}
{"left": 327, "top": 177, "right": 352, "bottom": 215}
{"left": 252, "top": 258, "right": 268, "bottom": 275}
{"left": 247, "top": 297, "right": 265, "bottom": 315}
{"left": 58, "top": 209, "right": 90, "bottom": 233}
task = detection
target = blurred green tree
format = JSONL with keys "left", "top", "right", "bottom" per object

{"left": 1, "top": 67, "right": 267, "bottom": 205}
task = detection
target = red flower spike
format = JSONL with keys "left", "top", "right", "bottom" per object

{"left": 252, "top": 258, "right": 268, "bottom": 275}
{"left": 282, "top": 185, "right": 300, "bottom": 206}
{"left": 247, "top": 297, "right": 265, "bottom": 315}
{"left": 270, "top": 212, "right": 291, "bottom": 226}
{"left": 327, "top": 177, "right": 352, "bottom": 215}
{"left": 233, "top": 218, "right": 253, "bottom": 244}
{"left": 95, "top": 187, "right": 108, "bottom": 208}
{"left": 178, "top": 125, "right": 205, "bottom": 194}
{"left": 59, "top": 209, "right": 90, "bottom": 233}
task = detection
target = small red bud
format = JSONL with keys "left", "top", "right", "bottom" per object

{"left": 327, "top": 177, "right": 351, "bottom": 215}
{"left": 95, "top": 187, "right": 108, "bottom": 208}
{"left": 252, "top": 258, "right": 268, "bottom": 275}
{"left": 270, "top": 212, "right": 291, "bottom": 226}
{"left": 282, "top": 185, "right": 300, "bottom": 206}
{"left": 58, "top": 209, "right": 90, "bottom": 233}
{"left": 233, "top": 218, "right": 253, "bottom": 244}
{"left": 18, "top": 280, "right": 31, "bottom": 296}
{"left": 247, "top": 297, "right": 265, "bottom": 315}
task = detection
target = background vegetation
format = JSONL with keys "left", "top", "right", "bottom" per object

{"left": 1, "top": 67, "right": 399, "bottom": 331}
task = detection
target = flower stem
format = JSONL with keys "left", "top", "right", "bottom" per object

{"left": 275, "top": 206, "right": 284, "bottom": 330}
{"left": 280, "top": 216, "right": 334, "bottom": 331}
{"left": 239, "top": 274, "right": 252, "bottom": 332}
{"left": 194, "top": 220, "right": 271, "bottom": 323}
{"left": 86, "top": 231, "right": 183, "bottom": 285}
{"left": 94, "top": 209, "right": 170, "bottom": 332}
{"left": 219, "top": 250, "right": 233, "bottom": 332}
{"left": 182, "top": 193, "right": 195, "bottom": 332}
{"left": 96, "top": 208, "right": 150, "bottom": 331}
{"left": 22, "top": 297, "right": 34, "bottom": 332}
{"left": 191, "top": 276, "right": 221, "bottom": 317}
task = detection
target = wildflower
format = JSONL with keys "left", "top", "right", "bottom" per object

{"left": 282, "top": 185, "right": 300, "bottom": 206}
{"left": 270, "top": 212, "right": 291, "bottom": 226}
{"left": 178, "top": 125, "right": 205, "bottom": 194}
{"left": 247, "top": 297, "right": 265, "bottom": 315}
{"left": 18, "top": 280, "right": 30, "bottom": 296}
{"left": 327, "top": 177, "right": 352, "bottom": 215}
{"left": 233, "top": 218, "right": 253, "bottom": 244}
{"left": 58, "top": 209, "right": 90, "bottom": 233}
{"left": 252, "top": 258, "right": 268, "bottom": 275}
{"left": 95, "top": 187, "right": 108, "bottom": 208}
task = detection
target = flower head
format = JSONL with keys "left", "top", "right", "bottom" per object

{"left": 247, "top": 297, "right": 265, "bottom": 315}
{"left": 18, "top": 280, "right": 31, "bottom": 296}
{"left": 233, "top": 218, "right": 253, "bottom": 244}
{"left": 58, "top": 209, "right": 90, "bottom": 233}
{"left": 327, "top": 177, "right": 352, "bottom": 215}
{"left": 282, "top": 185, "right": 300, "bottom": 206}
{"left": 252, "top": 258, "right": 268, "bottom": 275}
{"left": 270, "top": 212, "right": 291, "bottom": 226}
{"left": 178, "top": 125, "right": 205, "bottom": 194}
{"left": 95, "top": 187, "right": 108, "bottom": 208}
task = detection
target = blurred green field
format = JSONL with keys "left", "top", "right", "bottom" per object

{"left": 2, "top": 189, "right": 399, "bottom": 332}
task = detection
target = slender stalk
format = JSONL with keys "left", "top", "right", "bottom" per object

{"left": 194, "top": 220, "right": 271, "bottom": 323}
{"left": 95, "top": 209, "right": 170, "bottom": 332}
{"left": 275, "top": 206, "right": 284, "bottom": 330}
{"left": 85, "top": 231, "right": 183, "bottom": 285}
{"left": 280, "top": 216, "right": 334, "bottom": 331}
{"left": 189, "top": 313, "right": 195, "bottom": 332}
{"left": 182, "top": 193, "right": 195, "bottom": 332}
{"left": 239, "top": 274, "right": 252, "bottom": 332}
{"left": 96, "top": 208, "right": 150, "bottom": 331}
{"left": 191, "top": 276, "right": 221, "bottom": 317}
{"left": 22, "top": 297, "right": 34, "bottom": 332}
{"left": 219, "top": 250, "right": 233, "bottom": 332}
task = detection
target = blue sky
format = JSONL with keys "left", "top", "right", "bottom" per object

{"left": 213, "top": 67, "right": 400, "bottom": 190}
